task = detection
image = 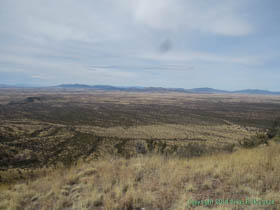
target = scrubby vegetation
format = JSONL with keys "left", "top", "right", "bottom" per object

{"left": 1, "top": 90, "right": 280, "bottom": 209}
{"left": 1, "top": 141, "right": 280, "bottom": 210}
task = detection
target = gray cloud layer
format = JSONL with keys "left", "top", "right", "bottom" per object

{"left": 0, "top": 0, "right": 280, "bottom": 90}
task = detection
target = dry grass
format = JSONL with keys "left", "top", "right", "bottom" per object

{"left": 0, "top": 119, "right": 262, "bottom": 170}
{"left": 78, "top": 123, "right": 259, "bottom": 147}
{"left": 1, "top": 141, "right": 280, "bottom": 210}
{"left": 1, "top": 91, "right": 280, "bottom": 209}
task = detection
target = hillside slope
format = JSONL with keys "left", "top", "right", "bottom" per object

{"left": 1, "top": 141, "right": 279, "bottom": 210}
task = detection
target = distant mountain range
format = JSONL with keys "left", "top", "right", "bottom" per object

{"left": 1, "top": 83, "right": 280, "bottom": 95}
{"left": 56, "top": 84, "right": 280, "bottom": 95}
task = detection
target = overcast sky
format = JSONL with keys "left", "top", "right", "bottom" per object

{"left": 0, "top": 0, "right": 280, "bottom": 90}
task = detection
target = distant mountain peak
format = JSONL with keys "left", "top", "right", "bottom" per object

{"left": 58, "top": 84, "right": 92, "bottom": 88}
{"left": 188, "top": 87, "right": 230, "bottom": 93}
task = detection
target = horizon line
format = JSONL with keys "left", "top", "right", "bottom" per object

{"left": 0, "top": 83, "right": 280, "bottom": 93}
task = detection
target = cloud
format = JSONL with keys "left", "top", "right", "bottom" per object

{"left": 89, "top": 64, "right": 195, "bottom": 72}
{"left": 1, "top": 0, "right": 253, "bottom": 45}
{"left": 138, "top": 51, "right": 263, "bottom": 66}
{"left": 0, "top": 0, "right": 279, "bottom": 90}
{"left": 86, "top": 67, "right": 135, "bottom": 78}
{"left": 126, "top": 0, "right": 253, "bottom": 36}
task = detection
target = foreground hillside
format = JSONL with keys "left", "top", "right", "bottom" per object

{"left": 1, "top": 140, "right": 279, "bottom": 210}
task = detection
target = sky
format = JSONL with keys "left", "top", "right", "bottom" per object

{"left": 0, "top": 0, "right": 280, "bottom": 90}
